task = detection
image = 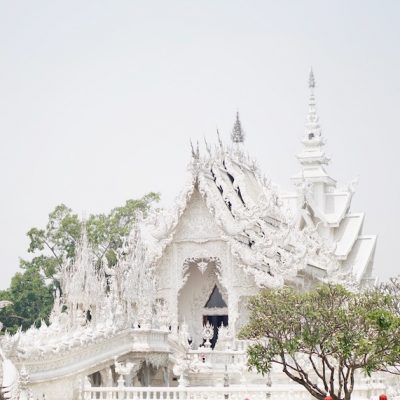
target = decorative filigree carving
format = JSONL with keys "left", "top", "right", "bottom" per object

{"left": 114, "top": 359, "right": 135, "bottom": 377}
{"left": 145, "top": 353, "right": 168, "bottom": 369}
{"left": 201, "top": 321, "right": 214, "bottom": 349}
{"left": 183, "top": 257, "right": 222, "bottom": 275}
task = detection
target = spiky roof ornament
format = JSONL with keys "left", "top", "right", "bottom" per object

{"left": 231, "top": 112, "right": 245, "bottom": 143}
{"left": 309, "top": 68, "right": 316, "bottom": 89}
{"left": 305, "top": 68, "right": 322, "bottom": 140}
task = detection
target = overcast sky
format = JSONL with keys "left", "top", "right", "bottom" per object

{"left": 0, "top": 1, "right": 399, "bottom": 289}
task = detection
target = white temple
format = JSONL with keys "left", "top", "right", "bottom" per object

{"left": 1, "top": 72, "right": 391, "bottom": 400}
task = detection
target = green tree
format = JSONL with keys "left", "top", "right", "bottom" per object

{"left": 379, "top": 275, "right": 400, "bottom": 375}
{"left": 380, "top": 276, "right": 400, "bottom": 314}
{"left": 0, "top": 192, "right": 160, "bottom": 333}
{"left": 240, "top": 284, "right": 400, "bottom": 400}
{"left": 24, "top": 192, "right": 159, "bottom": 278}
{"left": 0, "top": 266, "right": 53, "bottom": 334}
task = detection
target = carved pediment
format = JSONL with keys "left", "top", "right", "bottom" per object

{"left": 173, "top": 190, "right": 221, "bottom": 241}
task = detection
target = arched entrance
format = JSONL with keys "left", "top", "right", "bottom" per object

{"left": 177, "top": 256, "right": 228, "bottom": 348}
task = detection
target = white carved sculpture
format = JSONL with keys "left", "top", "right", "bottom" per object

{"left": 215, "top": 325, "right": 233, "bottom": 351}
{"left": 172, "top": 355, "right": 191, "bottom": 387}
{"left": 179, "top": 321, "right": 192, "bottom": 349}
{"left": 201, "top": 321, "right": 214, "bottom": 349}
{"left": 114, "top": 359, "right": 135, "bottom": 387}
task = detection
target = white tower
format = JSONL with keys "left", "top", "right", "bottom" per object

{"left": 280, "top": 69, "right": 377, "bottom": 285}
{"left": 292, "top": 69, "right": 336, "bottom": 211}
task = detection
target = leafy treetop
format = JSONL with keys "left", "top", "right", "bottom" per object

{"left": 239, "top": 284, "right": 400, "bottom": 400}
{"left": 25, "top": 192, "right": 160, "bottom": 278}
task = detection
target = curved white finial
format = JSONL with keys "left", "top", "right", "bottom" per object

{"left": 204, "top": 137, "right": 211, "bottom": 156}
{"left": 190, "top": 139, "right": 196, "bottom": 158}
{"left": 216, "top": 129, "right": 223, "bottom": 149}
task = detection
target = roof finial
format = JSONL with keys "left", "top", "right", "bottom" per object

{"left": 216, "top": 128, "right": 224, "bottom": 151}
{"left": 305, "top": 68, "right": 321, "bottom": 140}
{"left": 231, "top": 111, "right": 245, "bottom": 143}
{"left": 204, "top": 137, "right": 211, "bottom": 156}
{"left": 190, "top": 140, "right": 198, "bottom": 159}
{"left": 308, "top": 67, "right": 315, "bottom": 89}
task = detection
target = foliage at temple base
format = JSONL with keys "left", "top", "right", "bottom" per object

{"left": 0, "top": 192, "right": 159, "bottom": 334}
{"left": 239, "top": 284, "right": 400, "bottom": 400}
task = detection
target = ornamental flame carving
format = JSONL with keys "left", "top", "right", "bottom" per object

{"left": 201, "top": 321, "right": 214, "bottom": 349}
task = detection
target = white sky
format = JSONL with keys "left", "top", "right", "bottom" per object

{"left": 0, "top": 1, "right": 399, "bottom": 289}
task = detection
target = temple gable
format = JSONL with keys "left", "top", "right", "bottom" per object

{"left": 172, "top": 189, "right": 222, "bottom": 242}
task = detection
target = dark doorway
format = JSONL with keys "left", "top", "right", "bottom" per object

{"left": 203, "top": 315, "right": 228, "bottom": 349}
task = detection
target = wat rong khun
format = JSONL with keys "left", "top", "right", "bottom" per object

{"left": 1, "top": 72, "right": 399, "bottom": 400}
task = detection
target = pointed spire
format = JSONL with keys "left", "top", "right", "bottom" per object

{"left": 190, "top": 139, "right": 200, "bottom": 160}
{"left": 204, "top": 137, "right": 211, "bottom": 156}
{"left": 190, "top": 139, "right": 195, "bottom": 157}
{"left": 231, "top": 111, "right": 245, "bottom": 143}
{"left": 216, "top": 129, "right": 223, "bottom": 149}
{"left": 305, "top": 68, "right": 322, "bottom": 140}
{"left": 308, "top": 68, "right": 315, "bottom": 89}
{"left": 61, "top": 225, "right": 105, "bottom": 313}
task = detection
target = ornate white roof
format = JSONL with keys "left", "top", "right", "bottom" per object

{"left": 141, "top": 128, "right": 356, "bottom": 291}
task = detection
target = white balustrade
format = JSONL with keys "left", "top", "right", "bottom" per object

{"left": 82, "top": 383, "right": 389, "bottom": 400}
{"left": 187, "top": 349, "right": 247, "bottom": 367}
{"left": 83, "top": 386, "right": 294, "bottom": 400}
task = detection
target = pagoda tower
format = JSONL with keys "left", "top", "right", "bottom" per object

{"left": 291, "top": 69, "right": 336, "bottom": 212}
{"left": 280, "top": 69, "right": 377, "bottom": 285}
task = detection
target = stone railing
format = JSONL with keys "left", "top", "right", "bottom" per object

{"left": 187, "top": 349, "right": 247, "bottom": 367}
{"left": 18, "top": 328, "right": 170, "bottom": 383}
{"left": 82, "top": 383, "right": 388, "bottom": 400}
{"left": 82, "top": 385, "right": 305, "bottom": 400}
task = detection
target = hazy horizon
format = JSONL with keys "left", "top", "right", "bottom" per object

{"left": 1, "top": 1, "right": 399, "bottom": 288}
